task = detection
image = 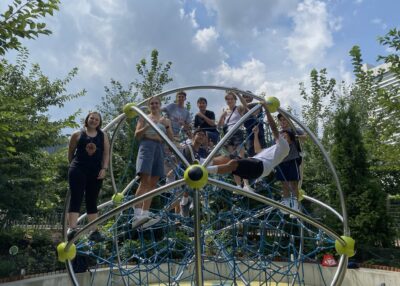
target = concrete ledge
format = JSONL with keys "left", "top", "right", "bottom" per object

{"left": 2, "top": 263, "right": 400, "bottom": 286}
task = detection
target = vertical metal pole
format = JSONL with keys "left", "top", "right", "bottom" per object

{"left": 193, "top": 189, "right": 203, "bottom": 285}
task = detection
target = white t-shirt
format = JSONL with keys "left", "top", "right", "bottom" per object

{"left": 252, "top": 137, "right": 290, "bottom": 178}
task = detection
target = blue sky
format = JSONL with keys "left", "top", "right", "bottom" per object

{"left": 2, "top": 0, "right": 399, "bottom": 126}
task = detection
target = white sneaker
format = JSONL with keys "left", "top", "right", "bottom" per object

{"left": 289, "top": 199, "right": 300, "bottom": 218}
{"left": 141, "top": 212, "right": 161, "bottom": 229}
{"left": 291, "top": 199, "right": 299, "bottom": 212}
{"left": 142, "top": 216, "right": 161, "bottom": 229}
{"left": 280, "top": 199, "right": 290, "bottom": 215}
{"left": 131, "top": 216, "right": 149, "bottom": 229}
{"left": 243, "top": 185, "right": 255, "bottom": 193}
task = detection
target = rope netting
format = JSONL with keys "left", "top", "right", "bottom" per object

{"left": 64, "top": 86, "right": 348, "bottom": 286}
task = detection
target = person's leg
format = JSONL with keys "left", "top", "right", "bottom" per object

{"left": 247, "top": 133, "right": 255, "bottom": 157}
{"left": 142, "top": 175, "right": 160, "bottom": 212}
{"left": 135, "top": 173, "right": 151, "bottom": 211}
{"left": 211, "top": 155, "right": 231, "bottom": 165}
{"left": 281, "top": 181, "right": 291, "bottom": 199}
{"left": 85, "top": 175, "right": 103, "bottom": 231}
{"left": 214, "top": 159, "right": 239, "bottom": 174}
{"left": 68, "top": 168, "right": 86, "bottom": 229}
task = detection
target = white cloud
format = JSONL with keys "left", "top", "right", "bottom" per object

{"left": 204, "top": 58, "right": 307, "bottom": 114}
{"left": 207, "top": 58, "right": 268, "bottom": 89}
{"left": 338, "top": 60, "right": 353, "bottom": 84}
{"left": 193, "top": 27, "right": 219, "bottom": 52}
{"left": 200, "top": 0, "right": 299, "bottom": 40}
{"left": 371, "top": 18, "right": 388, "bottom": 30}
{"left": 286, "top": 0, "right": 339, "bottom": 69}
{"left": 75, "top": 42, "right": 107, "bottom": 78}
{"left": 180, "top": 8, "right": 199, "bottom": 28}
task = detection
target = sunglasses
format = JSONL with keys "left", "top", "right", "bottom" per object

{"left": 150, "top": 102, "right": 160, "bottom": 105}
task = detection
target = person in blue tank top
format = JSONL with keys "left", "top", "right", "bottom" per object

{"left": 133, "top": 96, "right": 174, "bottom": 228}
{"left": 67, "top": 111, "right": 110, "bottom": 241}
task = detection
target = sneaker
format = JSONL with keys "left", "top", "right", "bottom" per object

{"left": 131, "top": 216, "right": 149, "bottom": 229}
{"left": 280, "top": 199, "right": 290, "bottom": 215}
{"left": 88, "top": 230, "right": 105, "bottom": 242}
{"left": 289, "top": 199, "right": 300, "bottom": 219}
{"left": 243, "top": 185, "right": 255, "bottom": 193}
{"left": 291, "top": 199, "right": 299, "bottom": 212}
{"left": 67, "top": 228, "right": 78, "bottom": 241}
{"left": 141, "top": 216, "right": 161, "bottom": 229}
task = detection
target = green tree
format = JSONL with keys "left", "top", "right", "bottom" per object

{"left": 331, "top": 99, "right": 394, "bottom": 247}
{"left": 299, "top": 69, "right": 337, "bottom": 201}
{"left": 349, "top": 42, "right": 400, "bottom": 196}
{"left": 378, "top": 28, "right": 400, "bottom": 76}
{"left": 0, "top": 0, "right": 60, "bottom": 56}
{"left": 134, "top": 49, "right": 173, "bottom": 99}
{"left": 0, "top": 49, "right": 84, "bottom": 224}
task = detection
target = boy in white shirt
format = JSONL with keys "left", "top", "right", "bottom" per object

{"left": 207, "top": 102, "right": 289, "bottom": 180}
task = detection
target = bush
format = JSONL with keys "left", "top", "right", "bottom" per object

{"left": 0, "top": 228, "right": 64, "bottom": 278}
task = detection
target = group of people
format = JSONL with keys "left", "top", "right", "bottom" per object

{"left": 66, "top": 90, "right": 305, "bottom": 238}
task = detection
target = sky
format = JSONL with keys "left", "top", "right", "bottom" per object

{"left": 2, "top": 0, "right": 399, "bottom": 126}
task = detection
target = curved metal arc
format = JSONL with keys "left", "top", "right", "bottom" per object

{"left": 102, "top": 113, "right": 126, "bottom": 133}
{"left": 137, "top": 85, "right": 265, "bottom": 107}
{"left": 303, "top": 195, "right": 344, "bottom": 222}
{"left": 203, "top": 103, "right": 262, "bottom": 167}
{"left": 208, "top": 178, "right": 346, "bottom": 246}
{"left": 65, "top": 179, "right": 185, "bottom": 249}
{"left": 109, "top": 115, "right": 126, "bottom": 195}
{"left": 129, "top": 105, "right": 190, "bottom": 168}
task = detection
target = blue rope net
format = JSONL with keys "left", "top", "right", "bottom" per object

{"left": 69, "top": 110, "right": 339, "bottom": 286}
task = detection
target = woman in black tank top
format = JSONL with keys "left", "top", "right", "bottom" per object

{"left": 67, "top": 112, "right": 110, "bottom": 241}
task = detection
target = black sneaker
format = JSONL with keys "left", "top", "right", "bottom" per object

{"left": 88, "top": 230, "right": 105, "bottom": 242}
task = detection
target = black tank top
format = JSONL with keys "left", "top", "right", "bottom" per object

{"left": 70, "top": 129, "right": 104, "bottom": 174}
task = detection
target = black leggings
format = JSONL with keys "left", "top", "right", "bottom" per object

{"left": 68, "top": 167, "right": 103, "bottom": 214}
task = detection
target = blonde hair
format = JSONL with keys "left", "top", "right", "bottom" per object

{"left": 224, "top": 91, "right": 237, "bottom": 101}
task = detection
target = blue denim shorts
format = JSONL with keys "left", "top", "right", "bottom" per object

{"left": 136, "top": 139, "right": 165, "bottom": 177}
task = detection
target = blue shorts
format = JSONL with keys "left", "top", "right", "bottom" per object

{"left": 275, "top": 159, "right": 300, "bottom": 181}
{"left": 136, "top": 139, "right": 165, "bottom": 177}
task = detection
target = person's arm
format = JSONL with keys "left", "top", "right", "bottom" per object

{"left": 68, "top": 131, "right": 80, "bottom": 164}
{"left": 135, "top": 117, "right": 150, "bottom": 139}
{"left": 295, "top": 128, "right": 307, "bottom": 142}
{"left": 196, "top": 111, "right": 216, "bottom": 127}
{"left": 262, "top": 102, "right": 279, "bottom": 141}
{"left": 98, "top": 132, "right": 110, "bottom": 179}
{"left": 164, "top": 118, "right": 174, "bottom": 140}
{"left": 218, "top": 109, "right": 227, "bottom": 127}
{"left": 252, "top": 125, "right": 262, "bottom": 154}
{"left": 236, "top": 92, "right": 249, "bottom": 114}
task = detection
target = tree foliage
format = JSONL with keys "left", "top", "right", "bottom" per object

{"left": 299, "top": 29, "right": 399, "bottom": 247}
{"left": 331, "top": 99, "right": 394, "bottom": 246}
{"left": 0, "top": 49, "right": 83, "bottom": 224}
{"left": 378, "top": 28, "right": 400, "bottom": 76}
{"left": 0, "top": 0, "right": 60, "bottom": 56}
{"left": 134, "top": 49, "right": 173, "bottom": 99}
{"left": 300, "top": 68, "right": 337, "bottom": 201}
